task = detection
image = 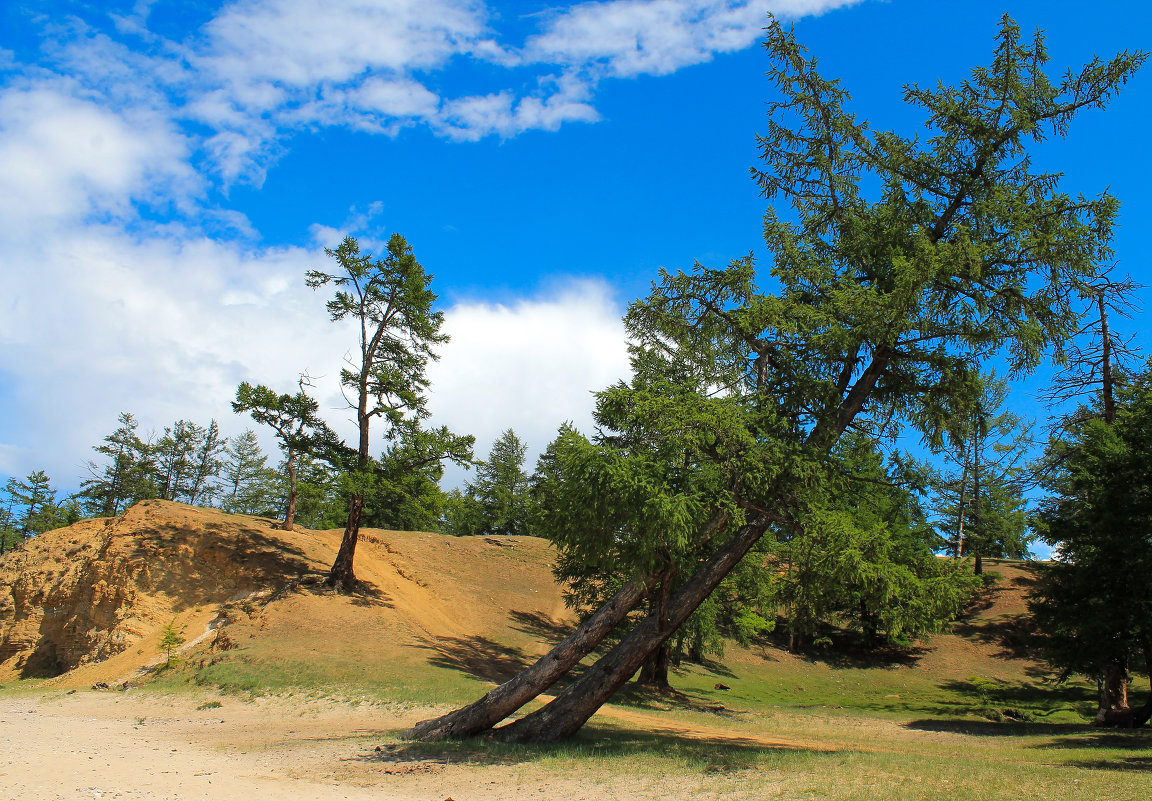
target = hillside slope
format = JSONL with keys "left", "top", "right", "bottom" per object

{"left": 0, "top": 500, "right": 570, "bottom": 689}
{"left": 0, "top": 501, "right": 1055, "bottom": 712}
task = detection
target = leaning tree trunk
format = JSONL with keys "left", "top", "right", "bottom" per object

{"left": 329, "top": 494, "right": 364, "bottom": 591}
{"left": 496, "top": 516, "right": 770, "bottom": 743}
{"left": 408, "top": 577, "right": 651, "bottom": 740}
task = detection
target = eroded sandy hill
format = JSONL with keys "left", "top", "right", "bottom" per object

{"left": 0, "top": 499, "right": 1045, "bottom": 699}
{"left": 0, "top": 500, "right": 570, "bottom": 687}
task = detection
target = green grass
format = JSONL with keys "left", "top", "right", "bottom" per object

{"left": 131, "top": 635, "right": 1152, "bottom": 801}
{"left": 148, "top": 649, "right": 492, "bottom": 706}
{"left": 356, "top": 713, "right": 1152, "bottom": 801}
{"left": 670, "top": 661, "right": 1093, "bottom": 722}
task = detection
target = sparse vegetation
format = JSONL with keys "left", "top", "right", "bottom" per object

{"left": 159, "top": 618, "right": 186, "bottom": 668}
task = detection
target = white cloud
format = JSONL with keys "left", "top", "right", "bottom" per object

{"left": 199, "top": 0, "right": 494, "bottom": 89}
{"left": 0, "top": 219, "right": 344, "bottom": 486}
{"left": 0, "top": 209, "right": 629, "bottom": 491}
{"left": 6, "top": 0, "right": 863, "bottom": 183}
{"left": 525, "top": 0, "right": 861, "bottom": 78}
{"left": 354, "top": 77, "right": 441, "bottom": 119}
{"left": 0, "top": 84, "right": 199, "bottom": 226}
{"left": 436, "top": 71, "right": 599, "bottom": 140}
{"left": 0, "top": 0, "right": 865, "bottom": 488}
{"left": 428, "top": 282, "right": 631, "bottom": 483}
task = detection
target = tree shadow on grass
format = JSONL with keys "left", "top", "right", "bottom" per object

{"left": 1037, "top": 731, "right": 1152, "bottom": 750}
{"left": 416, "top": 635, "right": 535, "bottom": 684}
{"left": 359, "top": 723, "right": 842, "bottom": 771}
{"left": 905, "top": 718, "right": 1090, "bottom": 737}
{"left": 1064, "top": 757, "right": 1152, "bottom": 772}
{"left": 507, "top": 610, "right": 573, "bottom": 646}
{"left": 936, "top": 678, "right": 1092, "bottom": 717}
{"left": 951, "top": 613, "right": 1037, "bottom": 660}
{"left": 685, "top": 656, "right": 738, "bottom": 679}
{"left": 1042, "top": 730, "right": 1152, "bottom": 773}
{"left": 758, "top": 627, "right": 928, "bottom": 669}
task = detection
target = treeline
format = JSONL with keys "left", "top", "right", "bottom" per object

{"left": 1, "top": 415, "right": 288, "bottom": 553}
{"left": 0, "top": 416, "right": 530, "bottom": 547}
{"left": 2, "top": 396, "right": 1030, "bottom": 661}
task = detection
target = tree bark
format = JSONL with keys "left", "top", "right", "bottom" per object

{"left": 329, "top": 493, "right": 363, "bottom": 591}
{"left": 1099, "top": 292, "right": 1116, "bottom": 425}
{"left": 281, "top": 451, "right": 298, "bottom": 531}
{"left": 495, "top": 516, "right": 770, "bottom": 743}
{"left": 954, "top": 456, "right": 969, "bottom": 559}
{"left": 636, "top": 575, "right": 673, "bottom": 690}
{"left": 1106, "top": 663, "right": 1129, "bottom": 710}
{"left": 972, "top": 413, "right": 984, "bottom": 576}
{"left": 636, "top": 642, "right": 672, "bottom": 689}
{"left": 407, "top": 576, "right": 650, "bottom": 740}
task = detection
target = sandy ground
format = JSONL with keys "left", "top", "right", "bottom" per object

{"left": 0, "top": 690, "right": 820, "bottom": 801}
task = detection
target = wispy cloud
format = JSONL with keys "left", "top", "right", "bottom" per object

{"left": 12, "top": 0, "right": 860, "bottom": 182}
{"left": 524, "top": 0, "right": 859, "bottom": 78}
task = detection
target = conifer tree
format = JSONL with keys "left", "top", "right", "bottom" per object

{"left": 159, "top": 618, "right": 186, "bottom": 668}
{"left": 307, "top": 234, "right": 471, "bottom": 590}
{"left": 0, "top": 501, "right": 21, "bottom": 555}
{"left": 281, "top": 454, "right": 347, "bottom": 530}
{"left": 1032, "top": 366, "right": 1152, "bottom": 726}
{"left": 220, "top": 429, "right": 280, "bottom": 515}
{"left": 933, "top": 375, "right": 1033, "bottom": 573}
{"left": 774, "top": 436, "right": 978, "bottom": 651}
{"left": 414, "top": 16, "right": 1143, "bottom": 743}
{"left": 366, "top": 421, "right": 472, "bottom": 532}
{"left": 186, "top": 420, "right": 227, "bottom": 506}
{"left": 5, "top": 470, "right": 60, "bottom": 538}
{"left": 445, "top": 429, "right": 530, "bottom": 536}
{"left": 154, "top": 420, "right": 201, "bottom": 502}
{"left": 1035, "top": 271, "right": 1141, "bottom": 713}
{"left": 1044, "top": 269, "right": 1141, "bottom": 430}
{"left": 80, "top": 412, "right": 156, "bottom": 516}
{"left": 233, "top": 380, "right": 345, "bottom": 529}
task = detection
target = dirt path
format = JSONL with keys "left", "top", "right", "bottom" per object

{"left": 1, "top": 691, "right": 828, "bottom": 801}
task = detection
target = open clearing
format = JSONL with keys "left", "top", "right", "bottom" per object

{"left": 3, "top": 687, "right": 1151, "bottom": 801}
{"left": 1, "top": 502, "right": 1150, "bottom": 799}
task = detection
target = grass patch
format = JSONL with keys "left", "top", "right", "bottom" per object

{"left": 657, "top": 649, "right": 1095, "bottom": 724}
{"left": 147, "top": 648, "right": 489, "bottom": 706}
{"left": 360, "top": 716, "right": 1152, "bottom": 801}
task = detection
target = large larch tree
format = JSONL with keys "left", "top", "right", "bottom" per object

{"left": 412, "top": 17, "right": 1143, "bottom": 743}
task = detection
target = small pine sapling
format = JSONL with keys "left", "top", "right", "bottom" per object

{"left": 159, "top": 618, "right": 186, "bottom": 668}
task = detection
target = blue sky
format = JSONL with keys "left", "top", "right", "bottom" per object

{"left": 1, "top": 0, "right": 1149, "bottom": 515}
